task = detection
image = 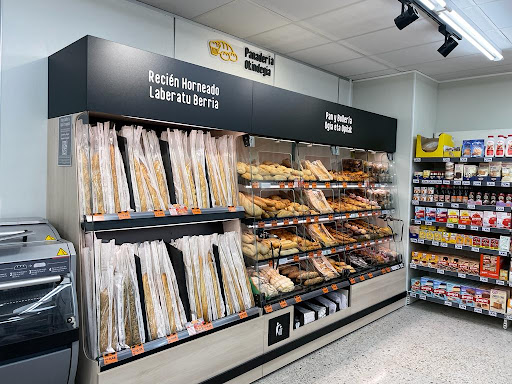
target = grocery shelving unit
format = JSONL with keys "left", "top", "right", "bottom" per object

{"left": 408, "top": 154, "right": 512, "bottom": 329}
{"left": 47, "top": 36, "right": 404, "bottom": 384}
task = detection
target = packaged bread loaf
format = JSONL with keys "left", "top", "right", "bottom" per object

{"left": 189, "top": 130, "right": 210, "bottom": 209}
{"left": 205, "top": 132, "right": 228, "bottom": 207}
{"left": 108, "top": 125, "right": 131, "bottom": 213}
{"left": 143, "top": 130, "right": 170, "bottom": 209}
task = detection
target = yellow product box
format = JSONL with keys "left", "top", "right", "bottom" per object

{"left": 419, "top": 229, "right": 426, "bottom": 239}
{"left": 411, "top": 251, "right": 421, "bottom": 263}
{"left": 449, "top": 233, "right": 457, "bottom": 244}
{"left": 426, "top": 231, "right": 435, "bottom": 241}
{"left": 455, "top": 233, "right": 465, "bottom": 245}
{"left": 434, "top": 231, "right": 442, "bottom": 242}
{"left": 428, "top": 254, "right": 439, "bottom": 268}
{"left": 464, "top": 234, "right": 473, "bottom": 246}
{"left": 420, "top": 253, "right": 430, "bottom": 266}
{"left": 442, "top": 231, "right": 450, "bottom": 243}
{"left": 420, "top": 225, "right": 428, "bottom": 230}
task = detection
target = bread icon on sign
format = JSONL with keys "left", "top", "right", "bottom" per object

{"left": 209, "top": 40, "right": 238, "bottom": 62}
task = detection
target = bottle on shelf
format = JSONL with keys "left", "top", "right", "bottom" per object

{"left": 486, "top": 135, "right": 495, "bottom": 157}
{"left": 496, "top": 135, "right": 505, "bottom": 157}
{"left": 506, "top": 135, "right": 512, "bottom": 157}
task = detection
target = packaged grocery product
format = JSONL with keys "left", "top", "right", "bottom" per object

{"left": 447, "top": 209, "right": 459, "bottom": 224}
{"left": 434, "top": 230, "right": 443, "bottom": 241}
{"left": 420, "top": 277, "right": 434, "bottom": 297}
{"left": 304, "top": 189, "right": 333, "bottom": 214}
{"left": 306, "top": 223, "right": 338, "bottom": 247}
{"left": 471, "top": 140, "right": 484, "bottom": 157}
{"left": 108, "top": 126, "right": 131, "bottom": 213}
{"left": 449, "top": 233, "right": 457, "bottom": 244}
{"left": 426, "top": 207, "right": 437, "bottom": 222}
{"left": 477, "top": 163, "right": 489, "bottom": 177}
{"left": 446, "top": 281, "right": 461, "bottom": 304}
{"left": 497, "top": 212, "right": 511, "bottom": 229}
{"left": 491, "top": 289, "right": 509, "bottom": 313}
{"left": 481, "top": 237, "right": 490, "bottom": 249}
{"left": 496, "top": 135, "right": 505, "bottom": 157}
{"left": 502, "top": 164, "right": 512, "bottom": 181}
{"left": 428, "top": 254, "right": 439, "bottom": 268}
{"left": 411, "top": 278, "right": 421, "bottom": 293}
{"left": 458, "top": 210, "right": 471, "bottom": 225}
{"left": 475, "top": 287, "right": 491, "bottom": 310}
{"left": 463, "top": 164, "right": 477, "bottom": 179}
{"left": 96, "top": 239, "right": 117, "bottom": 354}
{"left": 76, "top": 121, "right": 92, "bottom": 216}
{"left": 205, "top": 132, "right": 228, "bottom": 207}
{"left": 142, "top": 130, "right": 170, "bottom": 210}
{"left": 460, "top": 285, "right": 476, "bottom": 307}
{"left": 455, "top": 233, "right": 464, "bottom": 245}
{"left": 314, "top": 296, "right": 337, "bottom": 315}
{"left": 462, "top": 140, "right": 472, "bottom": 157}
{"left": 454, "top": 164, "right": 463, "bottom": 180}
{"left": 485, "top": 136, "right": 495, "bottom": 157}
{"left": 189, "top": 130, "right": 210, "bottom": 209}
{"left": 507, "top": 135, "right": 512, "bottom": 158}
{"left": 483, "top": 211, "right": 497, "bottom": 228}
{"left": 491, "top": 238, "right": 499, "bottom": 250}
{"left": 433, "top": 280, "right": 447, "bottom": 301}
{"left": 470, "top": 211, "right": 483, "bottom": 226}
{"left": 480, "top": 254, "right": 504, "bottom": 279}
{"left": 301, "top": 160, "right": 333, "bottom": 181}
{"left": 472, "top": 236, "right": 481, "bottom": 247}
{"left": 489, "top": 162, "right": 502, "bottom": 178}
{"left": 415, "top": 206, "right": 425, "bottom": 220}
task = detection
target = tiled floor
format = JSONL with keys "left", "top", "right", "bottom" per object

{"left": 255, "top": 301, "right": 512, "bottom": 384}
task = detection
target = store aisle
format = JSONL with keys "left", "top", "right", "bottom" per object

{"left": 256, "top": 301, "right": 512, "bottom": 384}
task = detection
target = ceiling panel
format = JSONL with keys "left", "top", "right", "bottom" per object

{"left": 341, "top": 19, "right": 442, "bottom": 56}
{"left": 288, "top": 42, "right": 362, "bottom": 67}
{"left": 193, "top": 0, "right": 290, "bottom": 38}
{"left": 137, "top": 0, "right": 234, "bottom": 19}
{"left": 300, "top": 0, "right": 398, "bottom": 40}
{"left": 400, "top": 53, "right": 503, "bottom": 76}
{"left": 322, "top": 57, "right": 389, "bottom": 77}
{"left": 434, "top": 62, "right": 512, "bottom": 81}
{"left": 350, "top": 68, "right": 401, "bottom": 81}
{"left": 250, "top": 0, "right": 361, "bottom": 22}
{"left": 479, "top": 0, "right": 512, "bottom": 29}
{"left": 246, "top": 24, "right": 330, "bottom": 54}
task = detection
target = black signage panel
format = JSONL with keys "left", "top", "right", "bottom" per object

{"left": 268, "top": 313, "right": 290, "bottom": 346}
{"left": 251, "top": 82, "right": 397, "bottom": 152}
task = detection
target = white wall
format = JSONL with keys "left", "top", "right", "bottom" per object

{"left": 436, "top": 73, "right": 512, "bottom": 133}
{"left": 0, "top": 0, "right": 174, "bottom": 218}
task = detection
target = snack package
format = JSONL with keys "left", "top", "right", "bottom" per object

{"left": 489, "top": 162, "right": 502, "bottom": 178}
{"left": 477, "top": 163, "right": 489, "bottom": 177}
{"left": 483, "top": 211, "right": 497, "bottom": 228}
{"left": 471, "top": 211, "right": 483, "bottom": 226}
{"left": 462, "top": 140, "right": 472, "bottom": 157}
{"left": 436, "top": 208, "right": 448, "bottom": 223}
{"left": 471, "top": 140, "right": 484, "bottom": 157}
{"left": 502, "top": 164, "right": 512, "bottom": 182}
{"left": 458, "top": 210, "right": 471, "bottom": 225}
{"left": 189, "top": 130, "right": 211, "bottom": 209}
{"left": 447, "top": 209, "right": 459, "bottom": 224}
{"left": 426, "top": 207, "right": 437, "bottom": 222}
{"left": 415, "top": 206, "right": 426, "bottom": 220}
{"left": 497, "top": 212, "right": 512, "bottom": 229}
{"left": 463, "top": 164, "right": 477, "bottom": 179}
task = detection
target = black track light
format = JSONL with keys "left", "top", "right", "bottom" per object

{"left": 394, "top": 1, "right": 419, "bottom": 30}
{"left": 437, "top": 25, "right": 458, "bottom": 57}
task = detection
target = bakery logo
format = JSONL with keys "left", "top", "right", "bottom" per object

{"left": 275, "top": 322, "right": 283, "bottom": 337}
{"left": 325, "top": 111, "right": 353, "bottom": 134}
{"left": 208, "top": 40, "right": 238, "bottom": 62}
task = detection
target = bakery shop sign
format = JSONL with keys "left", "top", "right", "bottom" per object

{"left": 209, "top": 39, "right": 274, "bottom": 78}
{"left": 325, "top": 111, "right": 353, "bottom": 134}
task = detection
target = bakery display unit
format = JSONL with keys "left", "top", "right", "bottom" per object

{"left": 47, "top": 36, "right": 403, "bottom": 384}
{"left": 408, "top": 136, "right": 512, "bottom": 329}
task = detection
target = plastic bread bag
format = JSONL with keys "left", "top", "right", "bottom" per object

{"left": 135, "top": 128, "right": 163, "bottom": 211}
{"left": 122, "top": 243, "right": 145, "bottom": 345}
{"left": 173, "top": 236, "right": 201, "bottom": 320}
{"left": 189, "top": 130, "right": 210, "bottom": 209}
{"left": 113, "top": 248, "right": 127, "bottom": 350}
{"left": 76, "top": 120, "right": 92, "bottom": 216}
{"left": 304, "top": 189, "right": 333, "bottom": 214}
{"left": 215, "top": 234, "right": 241, "bottom": 315}
{"left": 205, "top": 132, "right": 227, "bottom": 207}
{"left": 225, "top": 231, "right": 254, "bottom": 309}
{"left": 227, "top": 135, "right": 239, "bottom": 206}
{"left": 120, "top": 126, "right": 145, "bottom": 212}
{"left": 306, "top": 223, "right": 338, "bottom": 247}
{"left": 129, "top": 126, "right": 154, "bottom": 211}
{"left": 97, "top": 240, "right": 116, "bottom": 354}
{"left": 80, "top": 245, "right": 98, "bottom": 357}
{"left": 164, "top": 129, "right": 185, "bottom": 206}
{"left": 149, "top": 241, "right": 171, "bottom": 335}
{"left": 108, "top": 126, "right": 131, "bottom": 213}
{"left": 201, "top": 236, "right": 217, "bottom": 321}
{"left": 89, "top": 125, "right": 105, "bottom": 214}
{"left": 98, "top": 122, "right": 115, "bottom": 214}
{"left": 182, "top": 132, "right": 198, "bottom": 208}
{"left": 191, "top": 236, "right": 209, "bottom": 321}
{"left": 139, "top": 242, "right": 166, "bottom": 340}
{"left": 142, "top": 130, "right": 169, "bottom": 210}
{"left": 203, "top": 235, "right": 226, "bottom": 320}
{"left": 216, "top": 136, "right": 233, "bottom": 206}
{"left": 158, "top": 241, "right": 187, "bottom": 333}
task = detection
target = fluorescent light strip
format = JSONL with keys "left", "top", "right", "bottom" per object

{"left": 416, "top": 0, "right": 503, "bottom": 61}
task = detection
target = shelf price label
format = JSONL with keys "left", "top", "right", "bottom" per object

{"left": 283, "top": 218, "right": 290, "bottom": 225}
{"left": 293, "top": 217, "right": 299, "bottom": 225}
{"left": 482, "top": 227, "right": 490, "bottom": 232}
{"left": 474, "top": 307, "right": 483, "bottom": 313}
{"left": 459, "top": 304, "right": 467, "bottom": 310}
{"left": 131, "top": 344, "right": 145, "bottom": 356}
{"left": 458, "top": 224, "right": 466, "bottom": 229}
{"left": 446, "top": 223, "right": 454, "bottom": 228}
{"left": 473, "top": 181, "right": 482, "bottom": 186}
{"left": 191, "top": 208, "right": 202, "bottom": 215}
{"left": 268, "top": 260, "right": 273, "bottom": 267}
{"left": 117, "top": 211, "right": 131, "bottom": 220}
{"left": 410, "top": 263, "right": 417, "bottom": 269}
{"left": 331, "top": 284, "right": 338, "bottom": 290}
{"left": 489, "top": 311, "right": 497, "bottom": 317}
{"left": 288, "top": 181, "right": 294, "bottom": 188}
{"left": 497, "top": 280, "right": 505, "bottom": 286}
{"left": 487, "top": 181, "right": 496, "bottom": 187}
{"left": 239, "top": 311, "right": 248, "bottom": 319}
{"left": 322, "top": 287, "right": 329, "bottom": 293}
{"left": 460, "top": 157, "right": 467, "bottom": 162}
{"left": 306, "top": 216, "right": 312, "bottom": 224}
{"left": 325, "top": 182, "right": 331, "bottom": 188}
{"left": 316, "top": 250, "right": 322, "bottom": 256}
{"left": 471, "top": 247, "right": 480, "bottom": 252}
{"left": 103, "top": 352, "right": 118, "bottom": 365}
{"left": 342, "top": 182, "right": 348, "bottom": 188}
{"left": 442, "top": 158, "right": 450, "bottom": 162}
{"left": 294, "top": 296, "right": 302, "bottom": 303}
{"left": 314, "top": 216, "right": 319, "bottom": 223}
{"left": 432, "top": 241, "right": 439, "bottom": 246}
{"left": 312, "top": 182, "right": 317, "bottom": 188}
{"left": 479, "top": 276, "right": 488, "bottom": 282}
{"left": 455, "top": 244, "right": 463, "bottom": 249}
{"left": 154, "top": 210, "right": 165, "bottom": 217}
{"left": 264, "top": 305, "right": 273, "bottom": 313}
{"left": 258, "top": 222, "right": 265, "bottom": 228}
{"left": 470, "top": 225, "right": 479, "bottom": 231}
{"left": 167, "top": 334, "right": 179, "bottom": 344}
{"left": 279, "top": 182, "right": 285, "bottom": 189}
{"left": 496, "top": 206, "right": 505, "bottom": 212}
{"left": 271, "top": 220, "right": 278, "bottom": 227}
{"left": 304, "top": 182, "right": 309, "bottom": 189}
{"left": 436, "top": 269, "right": 445, "bottom": 275}
{"left": 441, "top": 243, "right": 448, "bottom": 248}
{"left": 368, "top": 273, "right": 374, "bottom": 279}
{"left": 458, "top": 273, "right": 466, "bottom": 278}
{"left": 444, "top": 300, "right": 452, "bottom": 306}
{"left": 419, "top": 295, "right": 426, "bottom": 300}
{"left": 499, "top": 251, "right": 507, "bottom": 256}
{"left": 308, "top": 252, "right": 314, "bottom": 258}
{"left": 349, "top": 278, "right": 356, "bottom": 284}
{"left": 279, "top": 300, "right": 288, "bottom": 309}
{"left": 381, "top": 268, "right": 387, "bottom": 274}
{"left": 502, "top": 182, "right": 511, "bottom": 187}
{"left": 484, "top": 157, "right": 492, "bottom": 162}
{"left": 414, "top": 158, "right": 421, "bottom": 162}
{"left": 328, "top": 214, "right": 334, "bottom": 221}
{"left": 331, "top": 248, "right": 337, "bottom": 254}
{"left": 360, "top": 275, "right": 366, "bottom": 281}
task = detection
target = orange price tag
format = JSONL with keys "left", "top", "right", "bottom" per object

{"left": 360, "top": 275, "right": 366, "bottom": 281}
{"left": 295, "top": 296, "right": 302, "bottom": 303}
{"left": 131, "top": 344, "right": 144, "bottom": 356}
{"left": 167, "top": 334, "right": 179, "bottom": 344}
{"left": 345, "top": 213, "right": 350, "bottom": 218}
{"left": 325, "top": 182, "right": 331, "bottom": 188}
{"left": 328, "top": 214, "right": 334, "bottom": 220}
{"left": 322, "top": 287, "right": 329, "bottom": 293}
{"left": 283, "top": 218, "right": 290, "bottom": 225}
{"left": 293, "top": 217, "right": 299, "bottom": 225}
{"left": 279, "top": 182, "right": 285, "bottom": 188}
{"left": 92, "top": 213, "right": 105, "bottom": 221}
{"left": 331, "top": 248, "right": 336, "bottom": 254}
{"left": 264, "top": 305, "right": 273, "bottom": 313}
{"left": 312, "top": 182, "right": 317, "bottom": 188}
{"left": 381, "top": 268, "right": 387, "bottom": 274}
{"left": 368, "top": 273, "right": 374, "bottom": 279}
{"left": 268, "top": 260, "right": 273, "bottom": 267}
{"left": 279, "top": 300, "right": 288, "bottom": 308}
{"left": 316, "top": 250, "right": 322, "bottom": 256}
{"left": 252, "top": 182, "right": 259, "bottom": 189}
{"left": 239, "top": 311, "right": 248, "bottom": 319}
{"left": 293, "top": 255, "right": 300, "bottom": 262}
{"left": 203, "top": 323, "right": 213, "bottom": 331}
{"left": 342, "top": 182, "right": 348, "bottom": 188}
{"left": 103, "top": 352, "right": 118, "bottom": 365}
{"left": 358, "top": 212, "right": 363, "bottom": 217}
{"left": 258, "top": 221, "right": 265, "bottom": 228}
{"left": 154, "top": 210, "right": 165, "bottom": 217}
{"left": 191, "top": 208, "right": 202, "bottom": 215}
{"left": 271, "top": 220, "right": 278, "bottom": 227}
{"left": 304, "top": 182, "right": 309, "bottom": 189}
{"left": 308, "top": 252, "right": 314, "bottom": 258}
{"left": 306, "top": 216, "right": 312, "bottom": 223}
{"left": 386, "top": 267, "right": 391, "bottom": 273}
{"left": 358, "top": 182, "right": 362, "bottom": 187}
{"left": 117, "top": 211, "right": 131, "bottom": 220}
{"left": 349, "top": 278, "right": 356, "bottom": 284}
{"left": 288, "top": 181, "right": 294, "bottom": 188}
{"left": 314, "top": 216, "right": 319, "bottom": 223}
{"left": 331, "top": 283, "right": 338, "bottom": 290}
{"left": 228, "top": 206, "right": 237, "bottom": 212}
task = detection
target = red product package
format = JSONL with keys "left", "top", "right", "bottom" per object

{"left": 472, "top": 236, "right": 481, "bottom": 247}
{"left": 481, "top": 237, "right": 490, "bottom": 249}
{"left": 491, "top": 238, "right": 499, "bottom": 250}
{"left": 471, "top": 211, "right": 483, "bottom": 226}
